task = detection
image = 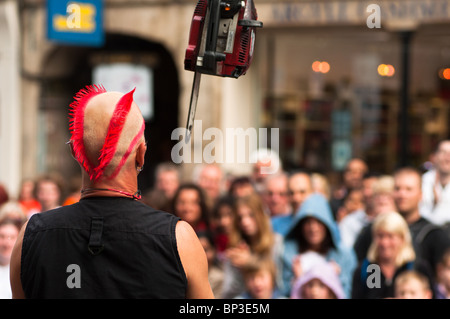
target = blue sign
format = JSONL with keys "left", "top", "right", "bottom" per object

{"left": 47, "top": 0, "right": 104, "bottom": 47}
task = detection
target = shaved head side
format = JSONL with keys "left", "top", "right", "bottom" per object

{"left": 69, "top": 85, "right": 145, "bottom": 182}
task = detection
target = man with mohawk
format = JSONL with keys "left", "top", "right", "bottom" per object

{"left": 10, "top": 86, "right": 214, "bottom": 299}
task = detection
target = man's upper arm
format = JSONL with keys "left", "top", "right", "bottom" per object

{"left": 176, "top": 220, "right": 214, "bottom": 299}
{"left": 10, "top": 220, "right": 27, "bottom": 299}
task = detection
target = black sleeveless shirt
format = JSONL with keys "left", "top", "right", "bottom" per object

{"left": 21, "top": 197, "right": 187, "bottom": 298}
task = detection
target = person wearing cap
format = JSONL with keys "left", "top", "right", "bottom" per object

{"left": 10, "top": 85, "right": 214, "bottom": 299}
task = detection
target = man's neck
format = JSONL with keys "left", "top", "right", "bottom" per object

{"left": 438, "top": 171, "right": 450, "bottom": 188}
{"left": 401, "top": 209, "right": 421, "bottom": 224}
{"left": 81, "top": 173, "right": 140, "bottom": 200}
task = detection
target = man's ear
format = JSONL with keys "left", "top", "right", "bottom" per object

{"left": 67, "top": 140, "right": 77, "bottom": 160}
{"left": 136, "top": 141, "right": 147, "bottom": 169}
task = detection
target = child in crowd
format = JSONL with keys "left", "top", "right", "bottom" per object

{"left": 435, "top": 248, "right": 450, "bottom": 299}
{"left": 394, "top": 270, "right": 433, "bottom": 299}
{"left": 236, "top": 257, "right": 284, "bottom": 299}
{"left": 290, "top": 261, "right": 345, "bottom": 299}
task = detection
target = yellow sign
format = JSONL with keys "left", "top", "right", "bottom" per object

{"left": 53, "top": 2, "right": 96, "bottom": 33}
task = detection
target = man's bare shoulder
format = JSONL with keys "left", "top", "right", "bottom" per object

{"left": 175, "top": 220, "right": 214, "bottom": 298}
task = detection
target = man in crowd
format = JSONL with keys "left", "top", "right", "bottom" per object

{"left": 394, "top": 167, "right": 450, "bottom": 274}
{"left": 154, "top": 161, "right": 181, "bottom": 201}
{"left": 271, "top": 172, "right": 313, "bottom": 236}
{"left": 263, "top": 173, "right": 291, "bottom": 218}
{"left": 421, "top": 139, "right": 450, "bottom": 227}
{"left": 194, "top": 163, "right": 224, "bottom": 209}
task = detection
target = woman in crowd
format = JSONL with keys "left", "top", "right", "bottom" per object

{"left": 17, "top": 179, "right": 41, "bottom": 218}
{"left": 171, "top": 183, "right": 210, "bottom": 233}
{"left": 281, "top": 193, "right": 357, "bottom": 298}
{"left": 211, "top": 195, "right": 236, "bottom": 255}
{"left": 351, "top": 211, "right": 435, "bottom": 299}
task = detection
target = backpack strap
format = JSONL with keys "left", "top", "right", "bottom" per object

{"left": 360, "top": 258, "right": 370, "bottom": 284}
{"left": 406, "top": 260, "right": 414, "bottom": 270}
{"left": 415, "top": 223, "right": 439, "bottom": 245}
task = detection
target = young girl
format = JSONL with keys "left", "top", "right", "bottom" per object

{"left": 221, "top": 194, "right": 283, "bottom": 298}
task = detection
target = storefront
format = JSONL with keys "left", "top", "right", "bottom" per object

{"left": 255, "top": 0, "right": 450, "bottom": 177}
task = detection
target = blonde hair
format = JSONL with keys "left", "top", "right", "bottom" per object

{"left": 395, "top": 270, "right": 430, "bottom": 292}
{"left": 241, "top": 256, "right": 277, "bottom": 284}
{"left": 372, "top": 175, "right": 395, "bottom": 194}
{"left": 310, "top": 173, "right": 331, "bottom": 200}
{"left": 367, "top": 211, "right": 416, "bottom": 266}
{"left": 0, "top": 201, "right": 27, "bottom": 223}
{"left": 228, "top": 194, "right": 274, "bottom": 256}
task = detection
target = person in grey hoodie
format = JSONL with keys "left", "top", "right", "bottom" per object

{"left": 280, "top": 193, "right": 357, "bottom": 298}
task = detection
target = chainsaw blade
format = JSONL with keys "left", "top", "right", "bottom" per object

{"left": 185, "top": 71, "right": 202, "bottom": 141}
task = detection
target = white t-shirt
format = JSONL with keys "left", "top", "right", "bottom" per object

{"left": 421, "top": 169, "right": 450, "bottom": 226}
{"left": 338, "top": 209, "right": 370, "bottom": 248}
{"left": 0, "top": 264, "right": 12, "bottom": 299}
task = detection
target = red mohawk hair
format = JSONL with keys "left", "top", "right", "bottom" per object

{"left": 68, "top": 84, "right": 107, "bottom": 179}
{"left": 92, "top": 88, "right": 136, "bottom": 181}
{"left": 69, "top": 85, "right": 144, "bottom": 182}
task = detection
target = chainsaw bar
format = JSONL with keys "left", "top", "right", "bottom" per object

{"left": 185, "top": 71, "right": 202, "bottom": 141}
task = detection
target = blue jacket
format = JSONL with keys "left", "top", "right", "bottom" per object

{"left": 280, "top": 193, "right": 357, "bottom": 298}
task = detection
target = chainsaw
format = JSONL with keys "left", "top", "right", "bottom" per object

{"left": 184, "top": 0, "right": 263, "bottom": 139}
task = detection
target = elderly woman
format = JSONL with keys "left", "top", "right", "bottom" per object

{"left": 351, "top": 211, "right": 435, "bottom": 299}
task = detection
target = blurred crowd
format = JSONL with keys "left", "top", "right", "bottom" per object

{"left": 1, "top": 141, "right": 450, "bottom": 299}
